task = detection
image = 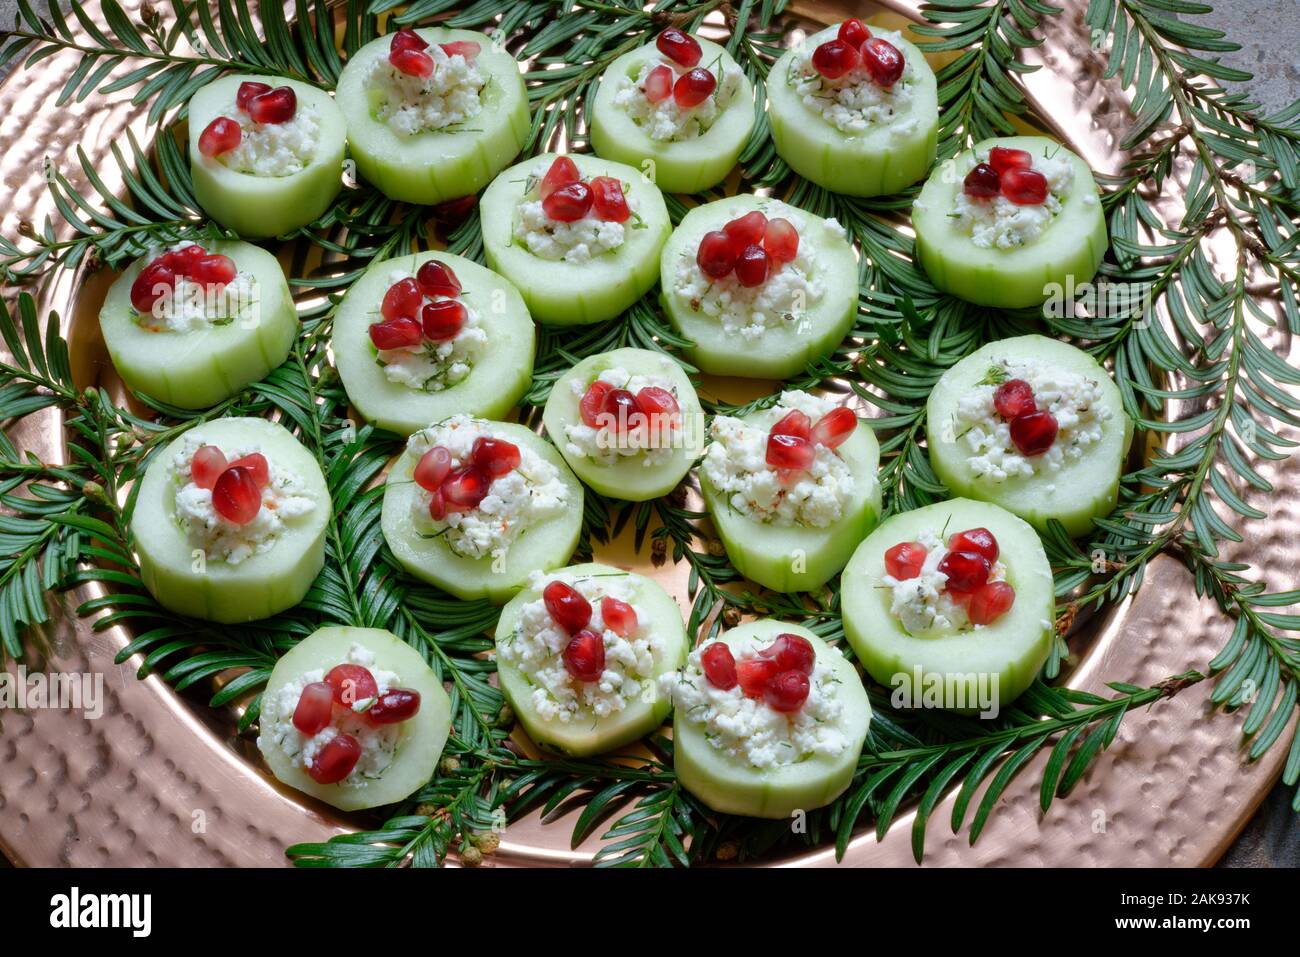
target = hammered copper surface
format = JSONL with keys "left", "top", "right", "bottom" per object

{"left": 0, "top": 0, "right": 1292, "bottom": 868}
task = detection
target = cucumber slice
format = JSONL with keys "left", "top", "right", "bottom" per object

{"left": 541, "top": 347, "right": 703, "bottom": 501}
{"left": 913, "top": 136, "right": 1107, "bottom": 308}
{"left": 841, "top": 498, "right": 1055, "bottom": 712}
{"left": 258, "top": 626, "right": 452, "bottom": 811}
{"left": 670, "top": 619, "right": 871, "bottom": 819}
{"left": 494, "top": 562, "right": 689, "bottom": 756}
{"left": 659, "top": 194, "right": 859, "bottom": 379}
{"left": 699, "top": 398, "right": 881, "bottom": 592}
{"left": 336, "top": 28, "right": 529, "bottom": 205}
{"left": 589, "top": 35, "right": 755, "bottom": 194}
{"left": 381, "top": 421, "right": 584, "bottom": 602}
{"left": 332, "top": 251, "right": 535, "bottom": 436}
{"left": 188, "top": 75, "right": 347, "bottom": 239}
{"left": 480, "top": 153, "right": 671, "bottom": 325}
{"left": 767, "top": 25, "right": 939, "bottom": 197}
{"left": 132, "top": 417, "right": 330, "bottom": 623}
{"left": 926, "top": 334, "right": 1132, "bottom": 536}
{"left": 99, "top": 240, "right": 298, "bottom": 409}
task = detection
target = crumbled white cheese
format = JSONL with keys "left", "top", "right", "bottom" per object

{"left": 134, "top": 242, "right": 259, "bottom": 333}
{"left": 791, "top": 29, "right": 917, "bottom": 136}
{"left": 612, "top": 55, "right": 744, "bottom": 142}
{"left": 366, "top": 44, "right": 484, "bottom": 136}
{"left": 514, "top": 197, "right": 629, "bottom": 264}
{"left": 218, "top": 101, "right": 322, "bottom": 177}
{"left": 562, "top": 366, "right": 682, "bottom": 468}
{"left": 373, "top": 268, "right": 487, "bottom": 391}
{"left": 949, "top": 146, "right": 1075, "bottom": 249}
{"left": 882, "top": 528, "right": 1007, "bottom": 637}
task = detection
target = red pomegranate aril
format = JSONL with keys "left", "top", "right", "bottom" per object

{"left": 416, "top": 260, "right": 462, "bottom": 299}
{"left": 947, "top": 527, "right": 998, "bottom": 563}
{"left": 368, "top": 688, "right": 422, "bottom": 724}
{"left": 600, "top": 596, "right": 638, "bottom": 637}
{"left": 563, "top": 629, "right": 606, "bottom": 682}
{"left": 963, "top": 162, "right": 1001, "bottom": 199}
{"left": 471, "top": 436, "right": 521, "bottom": 477}
{"left": 421, "top": 299, "right": 467, "bottom": 341}
{"left": 539, "top": 155, "right": 580, "bottom": 200}
{"left": 190, "top": 254, "right": 238, "bottom": 288}
{"left": 766, "top": 432, "right": 815, "bottom": 471}
{"left": 770, "top": 409, "right": 811, "bottom": 441}
{"left": 247, "top": 86, "right": 296, "bottom": 124}
{"left": 292, "top": 681, "right": 334, "bottom": 735}
{"left": 235, "top": 80, "right": 272, "bottom": 111}
{"left": 391, "top": 28, "right": 429, "bottom": 53}
{"left": 190, "top": 445, "right": 227, "bottom": 490}
{"left": 723, "top": 210, "right": 767, "bottom": 252}
{"left": 968, "top": 581, "right": 1016, "bottom": 626}
{"left": 590, "top": 176, "right": 630, "bottom": 222}
{"left": 993, "top": 378, "right": 1036, "bottom": 419}
{"left": 758, "top": 633, "right": 815, "bottom": 675}
{"left": 544, "top": 580, "right": 592, "bottom": 634}
{"left": 656, "top": 27, "right": 701, "bottom": 68}
{"left": 369, "top": 316, "right": 423, "bottom": 350}
{"left": 212, "top": 465, "right": 261, "bottom": 525}
{"left": 696, "top": 230, "right": 736, "bottom": 279}
{"left": 838, "top": 17, "right": 872, "bottom": 47}
{"left": 1001, "top": 167, "right": 1049, "bottom": 205}
{"left": 542, "top": 181, "right": 593, "bottom": 222}
{"left": 988, "top": 146, "right": 1032, "bottom": 175}
{"left": 938, "top": 550, "right": 992, "bottom": 593}
{"left": 601, "top": 388, "right": 642, "bottom": 432}
{"left": 673, "top": 68, "right": 716, "bottom": 108}
{"left": 636, "top": 386, "right": 679, "bottom": 419}
{"left": 390, "top": 47, "right": 434, "bottom": 78}
{"left": 811, "top": 407, "right": 857, "bottom": 449}
{"left": 1010, "top": 410, "right": 1058, "bottom": 456}
{"left": 441, "top": 465, "right": 490, "bottom": 509}
{"left": 226, "top": 452, "right": 269, "bottom": 488}
{"left": 644, "top": 64, "right": 673, "bottom": 103}
{"left": 325, "top": 663, "right": 379, "bottom": 707}
{"left": 811, "top": 39, "right": 859, "bottom": 79}
{"left": 413, "top": 445, "right": 453, "bottom": 492}
{"left": 440, "top": 40, "right": 480, "bottom": 59}
{"left": 198, "top": 116, "right": 241, "bottom": 158}
{"left": 130, "top": 261, "right": 175, "bottom": 314}
{"left": 734, "top": 244, "right": 770, "bottom": 288}
{"left": 428, "top": 488, "right": 448, "bottom": 521}
{"left": 162, "top": 244, "right": 207, "bottom": 276}
{"left": 736, "top": 656, "right": 778, "bottom": 699}
{"left": 580, "top": 381, "right": 613, "bottom": 428}
{"left": 861, "top": 37, "right": 904, "bottom": 87}
{"left": 381, "top": 277, "right": 423, "bottom": 321}
{"left": 764, "top": 217, "right": 799, "bottom": 264}
{"left": 701, "top": 642, "right": 738, "bottom": 690}
{"left": 307, "top": 733, "right": 362, "bottom": 785}
{"left": 884, "top": 541, "right": 927, "bottom": 580}
{"left": 764, "top": 669, "right": 810, "bottom": 713}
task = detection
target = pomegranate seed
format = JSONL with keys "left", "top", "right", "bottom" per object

{"left": 736, "top": 656, "right": 778, "bottom": 699}
{"left": 590, "top": 176, "right": 630, "bottom": 222}
{"left": 723, "top": 210, "right": 767, "bottom": 252}
{"left": 381, "top": 277, "right": 423, "bottom": 321}
{"left": 734, "top": 244, "right": 770, "bottom": 287}
{"left": 544, "top": 580, "right": 592, "bottom": 634}
{"left": 696, "top": 230, "right": 736, "bottom": 279}
{"left": 226, "top": 452, "right": 269, "bottom": 488}
{"left": 307, "top": 733, "right": 362, "bottom": 784}
{"left": 884, "top": 541, "right": 927, "bottom": 580}
{"left": 235, "top": 81, "right": 272, "bottom": 111}
{"left": 440, "top": 40, "right": 480, "bottom": 59}
{"left": 471, "top": 436, "right": 520, "bottom": 477}
{"left": 770, "top": 410, "right": 811, "bottom": 440}
{"left": 764, "top": 669, "right": 810, "bottom": 713}
{"left": 292, "top": 681, "right": 334, "bottom": 735}
{"left": 421, "top": 299, "right": 467, "bottom": 341}
{"left": 416, "top": 260, "right": 461, "bottom": 299}
{"left": 190, "top": 445, "right": 227, "bottom": 490}
{"left": 390, "top": 47, "right": 434, "bottom": 78}
{"left": 161, "top": 244, "right": 207, "bottom": 276}
{"left": 580, "top": 381, "right": 613, "bottom": 428}
{"left": 811, "top": 407, "right": 857, "bottom": 448}
{"left": 431, "top": 195, "right": 477, "bottom": 224}
{"left": 600, "top": 388, "right": 643, "bottom": 432}
{"left": 861, "top": 37, "right": 905, "bottom": 87}
{"left": 198, "top": 117, "right": 241, "bottom": 158}
{"left": 247, "top": 86, "right": 296, "bottom": 124}
{"left": 367, "top": 688, "right": 422, "bottom": 724}
{"left": 963, "top": 162, "right": 1001, "bottom": 199}
{"left": 414, "top": 446, "right": 453, "bottom": 492}
{"left": 1010, "top": 410, "right": 1058, "bottom": 455}
{"left": 656, "top": 27, "right": 701, "bottom": 68}
{"left": 542, "top": 181, "right": 593, "bottom": 222}
{"left": 811, "top": 39, "right": 859, "bottom": 79}
{"left": 563, "top": 629, "right": 606, "bottom": 682}
{"left": 369, "top": 316, "right": 423, "bottom": 350}
{"left": 968, "top": 581, "right": 1016, "bottom": 626}
{"left": 1001, "top": 168, "right": 1049, "bottom": 205}
{"left": 212, "top": 466, "right": 261, "bottom": 525}
{"left": 325, "top": 663, "right": 378, "bottom": 707}
{"left": 993, "top": 378, "right": 1037, "bottom": 419}
{"left": 758, "top": 633, "right": 815, "bottom": 675}
{"left": 701, "top": 642, "right": 738, "bottom": 690}
{"left": 766, "top": 432, "right": 814, "bottom": 471}
{"left": 636, "top": 386, "right": 679, "bottom": 419}
{"left": 644, "top": 64, "right": 673, "bottom": 103}
{"left": 938, "top": 551, "right": 991, "bottom": 593}
{"left": 390, "top": 28, "right": 428, "bottom": 53}
{"left": 130, "top": 261, "right": 174, "bottom": 314}
{"left": 600, "top": 596, "right": 638, "bottom": 637}
{"left": 988, "top": 146, "right": 1032, "bottom": 175}
{"left": 441, "top": 465, "right": 490, "bottom": 509}
{"left": 189, "top": 253, "right": 238, "bottom": 288}
{"left": 673, "top": 68, "right": 716, "bottom": 108}
{"left": 764, "top": 217, "right": 799, "bottom": 264}
{"left": 947, "top": 527, "right": 998, "bottom": 563}
{"left": 838, "top": 17, "right": 871, "bottom": 47}
{"left": 428, "top": 488, "right": 448, "bottom": 521}
{"left": 539, "top": 155, "right": 580, "bottom": 200}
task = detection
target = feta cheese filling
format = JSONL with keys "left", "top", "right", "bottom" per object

{"left": 512, "top": 161, "right": 639, "bottom": 264}
{"left": 612, "top": 56, "right": 744, "bottom": 142}
{"left": 217, "top": 101, "right": 322, "bottom": 177}
{"left": 171, "top": 435, "right": 316, "bottom": 565}
{"left": 563, "top": 367, "right": 682, "bottom": 468}
{"left": 702, "top": 390, "right": 856, "bottom": 528}
{"left": 791, "top": 29, "right": 917, "bottom": 135}
{"left": 660, "top": 636, "right": 847, "bottom": 769}
{"left": 950, "top": 147, "right": 1077, "bottom": 249}
{"left": 407, "top": 416, "right": 569, "bottom": 562}
{"left": 882, "top": 529, "right": 1008, "bottom": 637}
{"left": 498, "top": 572, "right": 661, "bottom": 722}
{"left": 134, "top": 243, "right": 259, "bottom": 334}
{"left": 366, "top": 44, "right": 485, "bottom": 136}
{"left": 373, "top": 269, "right": 487, "bottom": 392}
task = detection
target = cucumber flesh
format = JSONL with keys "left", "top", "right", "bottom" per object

{"left": 913, "top": 136, "right": 1107, "bottom": 308}
{"left": 841, "top": 498, "right": 1055, "bottom": 712}
{"left": 99, "top": 240, "right": 298, "bottom": 409}
{"left": 188, "top": 75, "right": 346, "bottom": 239}
{"left": 480, "top": 153, "right": 671, "bottom": 325}
{"left": 333, "top": 251, "right": 535, "bottom": 436}
{"left": 258, "top": 626, "right": 452, "bottom": 811}
{"left": 132, "top": 417, "right": 330, "bottom": 623}
{"left": 926, "top": 334, "right": 1132, "bottom": 536}
{"left": 494, "top": 563, "right": 689, "bottom": 756}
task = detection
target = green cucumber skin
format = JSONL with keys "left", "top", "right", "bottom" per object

{"left": 132, "top": 417, "right": 330, "bottom": 623}
{"left": 588, "top": 36, "right": 755, "bottom": 195}
{"left": 480, "top": 153, "right": 671, "bottom": 325}
{"left": 99, "top": 240, "right": 298, "bottom": 409}
{"left": 541, "top": 347, "right": 703, "bottom": 501}
{"left": 188, "top": 76, "right": 347, "bottom": 239}
{"left": 659, "top": 194, "right": 859, "bottom": 379}
{"left": 841, "top": 498, "right": 1055, "bottom": 713}
{"left": 672, "top": 620, "right": 871, "bottom": 819}
{"left": 926, "top": 334, "right": 1132, "bottom": 536}
{"left": 259, "top": 626, "right": 452, "bottom": 811}
{"left": 333, "top": 251, "right": 535, "bottom": 436}
{"left": 913, "top": 136, "right": 1107, "bottom": 308}
{"left": 700, "top": 411, "right": 882, "bottom": 593}
{"left": 494, "top": 563, "right": 689, "bottom": 756}
{"left": 767, "top": 26, "right": 938, "bottom": 197}
{"left": 381, "top": 422, "right": 584, "bottom": 603}
{"left": 336, "top": 28, "right": 529, "bottom": 205}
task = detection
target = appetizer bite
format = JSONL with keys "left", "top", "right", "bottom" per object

{"left": 258, "top": 626, "right": 452, "bottom": 811}
{"left": 494, "top": 563, "right": 689, "bottom": 756}
{"left": 841, "top": 498, "right": 1055, "bottom": 712}
{"left": 660, "top": 194, "right": 858, "bottom": 379}
{"left": 913, "top": 136, "right": 1106, "bottom": 308}
{"left": 662, "top": 620, "right": 871, "bottom": 818}
{"left": 336, "top": 27, "right": 529, "bottom": 205}
{"left": 542, "top": 347, "right": 703, "bottom": 501}
{"left": 767, "top": 19, "right": 938, "bottom": 196}
{"left": 480, "top": 153, "right": 671, "bottom": 325}
{"left": 926, "top": 335, "right": 1131, "bottom": 536}
{"left": 590, "top": 28, "right": 754, "bottom": 194}
{"left": 189, "top": 75, "right": 346, "bottom": 238}
{"left": 332, "top": 251, "right": 535, "bottom": 436}
{"left": 99, "top": 240, "right": 297, "bottom": 409}
{"left": 381, "top": 415, "right": 583, "bottom": 602}
{"left": 700, "top": 390, "right": 881, "bottom": 592}
{"left": 132, "top": 417, "right": 330, "bottom": 623}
